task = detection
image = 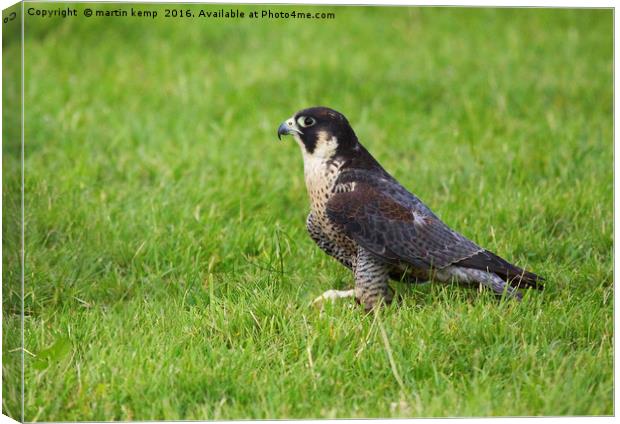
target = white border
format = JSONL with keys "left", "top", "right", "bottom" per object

{"left": 0, "top": 1, "right": 615, "bottom": 424}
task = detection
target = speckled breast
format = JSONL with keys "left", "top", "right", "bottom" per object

{"left": 304, "top": 159, "right": 358, "bottom": 259}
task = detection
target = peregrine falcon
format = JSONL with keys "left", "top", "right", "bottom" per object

{"left": 277, "top": 106, "right": 543, "bottom": 310}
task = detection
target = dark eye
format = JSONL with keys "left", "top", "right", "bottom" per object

{"left": 297, "top": 116, "right": 316, "bottom": 128}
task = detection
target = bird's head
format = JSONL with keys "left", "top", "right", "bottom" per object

{"left": 277, "top": 107, "right": 359, "bottom": 160}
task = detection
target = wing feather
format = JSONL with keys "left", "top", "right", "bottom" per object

{"left": 326, "top": 170, "right": 483, "bottom": 269}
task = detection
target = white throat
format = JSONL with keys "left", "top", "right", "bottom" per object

{"left": 294, "top": 131, "right": 343, "bottom": 209}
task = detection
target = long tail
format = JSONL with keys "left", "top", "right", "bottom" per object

{"left": 455, "top": 250, "right": 544, "bottom": 290}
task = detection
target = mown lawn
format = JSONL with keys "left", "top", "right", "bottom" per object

{"left": 3, "top": 5, "right": 613, "bottom": 420}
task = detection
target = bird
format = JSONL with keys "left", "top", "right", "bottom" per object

{"left": 277, "top": 106, "right": 543, "bottom": 310}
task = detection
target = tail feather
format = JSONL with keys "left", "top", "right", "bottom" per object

{"left": 456, "top": 250, "right": 544, "bottom": 290}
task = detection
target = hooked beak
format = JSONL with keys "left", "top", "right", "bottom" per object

{"left": 277, "top": 119, "right": 303, "bottom": 140}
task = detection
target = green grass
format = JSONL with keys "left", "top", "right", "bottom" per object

{"left": 2, "top": 4, "right": 613, "bottom": 420}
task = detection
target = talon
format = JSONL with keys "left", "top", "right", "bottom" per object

{"left": 311, "top": 289, "right": 355, "bottom": 307}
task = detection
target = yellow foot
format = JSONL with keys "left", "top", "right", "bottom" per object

{"left": 311, "top": 289, "right": 356, "bottom": 308}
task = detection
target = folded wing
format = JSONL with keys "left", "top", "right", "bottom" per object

{"left": 326, "top": 169, "right": 543, "bottom": 289}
